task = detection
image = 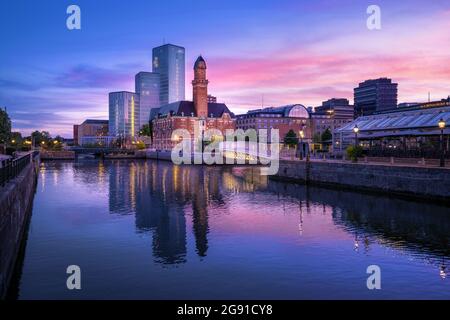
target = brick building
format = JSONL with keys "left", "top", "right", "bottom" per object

{"left": 151, "top": 56, "right": 235, "bottom": 150}
{"left": 235, "top": 104, "right": 313, "bottom": 144}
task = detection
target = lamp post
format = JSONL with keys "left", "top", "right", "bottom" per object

{"left": 353, "top": 125, "right": 359, "bottom": 148}
{"left": 438, "top": 118, "right": 446, "bottom": 167}
{"left": 299, "top": 129, "right": 305, "bottom": 160}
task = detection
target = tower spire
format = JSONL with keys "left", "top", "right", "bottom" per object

{"left": 192, "top": 56, "right": 209, "bottom": 118}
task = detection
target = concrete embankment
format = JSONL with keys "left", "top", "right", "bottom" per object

{"left": 0, "top": 154, "right": 39, "bottom": 299}
{"left": 274, "top": 160, "right": 450, "bottom": 203}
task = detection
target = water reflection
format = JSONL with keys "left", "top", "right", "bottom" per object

{"left": 103, "top": 160, "right": 449, "bottom": 270}
{"left": 20, "top": 160, "right": 449, "bottom": 299}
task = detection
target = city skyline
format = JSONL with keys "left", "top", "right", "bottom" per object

{"left": 1, "top": 0, "right": 450, "bottom": 136}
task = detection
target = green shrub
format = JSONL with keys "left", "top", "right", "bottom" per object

{"left": 346, "top": 145, "right": 363, "bottom": 162}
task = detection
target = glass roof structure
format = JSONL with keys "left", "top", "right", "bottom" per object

{"left": 337, "top": 106, "right": 450, "bottom": 137}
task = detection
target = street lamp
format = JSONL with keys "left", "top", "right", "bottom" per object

{"left": 438, "top": 118, "right": 446, "bottom": 167}
{"left": 353, "top": 125, "right": 359, "bottom": 148}
{"left": 299, "top": 129, "right": 305, "bottom": 160}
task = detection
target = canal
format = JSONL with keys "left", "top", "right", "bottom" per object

{"left": 10, "top": 160, "right": 450, "bottom": 299}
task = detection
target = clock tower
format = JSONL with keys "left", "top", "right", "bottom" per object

{"left": 192, "top": 56, "right": 209, "bottom": 118}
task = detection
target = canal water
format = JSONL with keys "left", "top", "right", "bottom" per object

{"left": 11, "top": 160, "right": 450, "bottom": 299}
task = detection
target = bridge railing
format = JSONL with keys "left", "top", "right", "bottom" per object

{"left": 0, "top": 151, "right": 38, "bottom": 187}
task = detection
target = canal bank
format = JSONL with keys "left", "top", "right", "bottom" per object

{"left": 274, "top": 160, "right": 450, "bottom": 203}
{"left": 0, "top": 153, "right": 39, "bottom": 299}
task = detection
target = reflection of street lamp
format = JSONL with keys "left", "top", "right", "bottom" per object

{"left": 353, "top": 125, "right": 359, "bottom": 148}
{"left": 438, "top": 118, "right": 446, "bottom": 167}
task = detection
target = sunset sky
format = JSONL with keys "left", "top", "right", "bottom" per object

{"left": 1, "top": 0, "right": 449, "bottom": 137}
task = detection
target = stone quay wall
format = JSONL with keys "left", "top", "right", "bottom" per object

{"left": 0, "top": 155, "right": 39, "bottom": 298}
{"left": 274, "top": 160, "right": 450, "bottom": 202}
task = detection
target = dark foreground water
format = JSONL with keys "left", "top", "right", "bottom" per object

{"left": 11, "top": 160, "right": 450, "bottom": 299}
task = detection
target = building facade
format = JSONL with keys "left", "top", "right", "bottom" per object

{"left": 135, "top": 72, "right": 160, "bottom": 130}
{"left": 73, "top": 125, "right": 79, "bottom": 146}
{"left": 235, "top": 105, "right": 312, "bottom": 144}
{"left": 312, "top": 98, "right": 354, "bottom": 146}
{"left": 152, "top": 56, "right": 235, "bottom": 150}
{"left": 75, "top": 119, "right": 109, "bottom": 146}
{"left": 354, "top": 78, "right": 398, "bottom": 117}
{"left": 109, "top": 91, "right": 140, "bottom": 138}
{"left": 152, "top": 44, "right": 185, "bottom": 105}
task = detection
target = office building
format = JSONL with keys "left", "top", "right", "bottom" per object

{"left": 135, "top": 72, "right": 160, "bottom": 130}
{"left": 312, "top": 98, "right": 354, "bottom": 142}
{"left": 109, "top": 91, "right": 140, "bottom": 138}
{"left": 152, "top": 44, "right": 185, "bottom": 105}
{"left": 354, "top": 78, "right": 398, "bottom": 117}
{"left": 74, "top": 119, "right": 109, "bottom": 146}
{"left": 73, "top": 125, "right": 79, "bottom": 145}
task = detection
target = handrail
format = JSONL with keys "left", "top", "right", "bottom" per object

{"left": 0, "top": 152, "right": 39, "bottom": 187}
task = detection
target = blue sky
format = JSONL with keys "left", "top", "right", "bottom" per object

{"left": 1, "top": 0, "right": 449, "bottom": 137}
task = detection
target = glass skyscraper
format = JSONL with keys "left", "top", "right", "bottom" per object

{"left": 135, "top": 72, "right": 160, "bottom": 130}
{"left": 152, "top": 44, "right": 185, "bottom": 105}
{"left": 109, "top": 91, "right": 140, "bottom": 138}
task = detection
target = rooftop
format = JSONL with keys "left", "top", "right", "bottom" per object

{"left": 151, "top": 101, "right": 235, "bottom": 119}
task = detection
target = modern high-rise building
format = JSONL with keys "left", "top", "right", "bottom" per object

{"left": 152, "top": 44, "right": 185, "bottom": 105}
{"left": 109, "top": 91, "right": 140, "bottom": 138}
{"left": 135, "top": 72, "right": 160, "bottom": 130}
{"left": 354, "top": 78, "right": 398, "bottom": 117}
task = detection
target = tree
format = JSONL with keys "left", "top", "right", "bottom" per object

{"left": 140, "top": 124, "right": 152, "bottom": 137}
{"left": 31, "top": 130, "right": 52, "bottom": 148}
{"left": 321, "top": 128, "right": 332, "bottom": 143}
{"left": 0, "top": 108, "right": 12, "bottom": 146}
{"left": 284, "top": 129, "right": 299, "bottom": 147}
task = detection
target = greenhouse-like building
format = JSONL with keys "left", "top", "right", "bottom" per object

{"left": 334, "top": 99, "right": 450, "bottom": 158}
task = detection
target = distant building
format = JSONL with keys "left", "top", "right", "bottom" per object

{"left": 312, "top": 98, "right": 354, "bottom": 145}
{"left": 135, "top": 72, "right": 160, "bottom": 130}
{"left": 398, "top": 102, "right": 419, "bottom": 109}
{"left": 354, "top": 78, "right": 398, "bottom": 117}
{"left": 235, "top": 104, "right": 312, "bottom": 144}
{"left": 152, "top": 44, "right": 185, "bottom": 105}
{"left": 73, "top": 125, "right": 79, "bottom": 145}
{"left": 76, "top": 119, "right": 109, "bottom": 146}
{"left": 151, "top": 56, "right": 235, "bottom": 150}
{"left": 207, "top": 95, "right": 217, "bottom": 103}
{"left": 109, "top": 91, "right": 140, "bottom": 138}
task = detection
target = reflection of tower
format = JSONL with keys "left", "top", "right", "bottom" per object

{"left": 191, "top": 169, "right": 209, "bottom": 257}
{"left": 192, "top": 56, "right": 208, "bottom": 118}
{"left": 132, "top": 161, "right": 187, "bottom": 265}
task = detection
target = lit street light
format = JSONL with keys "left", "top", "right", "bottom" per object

{"left": 438, "top": 118, "right": 446, "bottom": 167}
{"left": 353, "top": 125, "right": 359, "bottom": 148}
{"left": 299, "top": 129, "right": 305, "bottom": 160}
